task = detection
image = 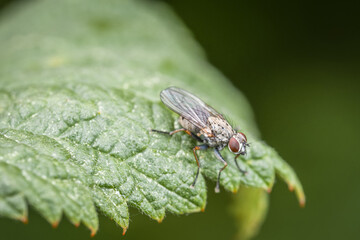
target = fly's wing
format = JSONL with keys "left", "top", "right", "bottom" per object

{"left": 160, "top": 87, "right": 223, "bottom": 129}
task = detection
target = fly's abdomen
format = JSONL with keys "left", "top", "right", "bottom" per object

{"left": 178, "top": 116, "right": 200, "bottom": 134}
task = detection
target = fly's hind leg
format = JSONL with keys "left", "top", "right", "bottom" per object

{"left": 213, "top": 148, "right": 228, "bottom": 193}
{"left": 151, "top": 128, "right": 191, "bottom": 135}
{"left": 151, "top": 128, "right": 192, "bottom": 136}
{"left": 151, "top": 128, "right": 202, "bottom": 142}
{"left": 190, "top": 144, "right": 208, "bottom": 188}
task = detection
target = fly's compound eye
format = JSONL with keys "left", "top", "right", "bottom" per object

{"left": 228, "top": 137, "right": 240, "bottom": 153}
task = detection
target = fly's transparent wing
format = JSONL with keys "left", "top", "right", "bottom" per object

{"left": 160, "top": 87, "right": 223, "bottom": 129}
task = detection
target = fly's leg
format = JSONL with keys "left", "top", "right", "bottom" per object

{"left": 213, "top": 148, "right": 228, "bottom": 193}
{"left": 190, "top": 144, "right": 208, "bottom": 188}
{"left": 151, "top": 128, "right": 202, "bottom": 141}
{"left": 151, "top": 128, "right": 192, "bottom": 136}
{"left": 152, "top": 128, "right": 207, "bottom": 188}
{"left": 234, "top": 154, "right": 247, "bottom": 175}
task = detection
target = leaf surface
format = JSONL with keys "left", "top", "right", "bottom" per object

{"left": 0, "top": 0, "right": 305, "bottom": 235}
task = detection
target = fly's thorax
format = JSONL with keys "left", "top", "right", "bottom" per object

{"left": 207, "top": 116, "right": 234, "bottom": 143}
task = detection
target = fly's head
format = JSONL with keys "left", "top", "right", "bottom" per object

{"left": 228, "top": 132, "right": 249, "bottom": 155}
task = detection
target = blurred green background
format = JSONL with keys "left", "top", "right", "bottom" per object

{"left": 0, "top": 0, "right": 359, "bottom": 239}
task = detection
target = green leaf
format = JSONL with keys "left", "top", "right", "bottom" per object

{"left": 0, "top": 0, "right": 305, "bottom": 236}
{"left": 270, "top": 148, "right": 306, "bottom": 206}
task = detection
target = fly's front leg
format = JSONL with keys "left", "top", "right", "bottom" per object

{"left": 234, "top": 154, "right": 247, "bottom": 175}
{"left": 214, "top": 148, "right": 228, "bottom": 193}
{"left": 190, "top": 144, "right": 208, "bottom": 188}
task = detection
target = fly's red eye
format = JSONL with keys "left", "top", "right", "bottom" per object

{"left": 228, "top": 137, "right": 240, "bottom": 153}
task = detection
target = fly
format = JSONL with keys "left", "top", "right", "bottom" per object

{"left": 152, "top": 87, "right": 249, "bottom": 193}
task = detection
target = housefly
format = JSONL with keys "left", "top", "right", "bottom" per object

{"left": 152, "top": 87, "right": 249, "bottom": 193}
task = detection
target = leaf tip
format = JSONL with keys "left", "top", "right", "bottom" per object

{"left": 201, "top": 206, "right": 206, "bottom": 212}
{"left": 157, "top": 217, "right": 164, "bottom": 223}
{"left": 266, "top": 187, "right": 272, "bottom": 193}
{"left": 52, "top": 221, "right": 59, "bottom": 229}
{"left": 122, "top": 227, "right": 128, "bottom": 236}
{"left": 288, "top": 183, "right": 294, "bottom": 192}
{"left": 74, "top": 222, "right": 80, "bottom": 228}
{"left": 90, "top": 229, "right": 97, "bottom": 237}
{"left": 20, "top": 216, "right": 28, "bottom": 224}
{"left": 299, "top": 195, "right": 306, "bottom": 208}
